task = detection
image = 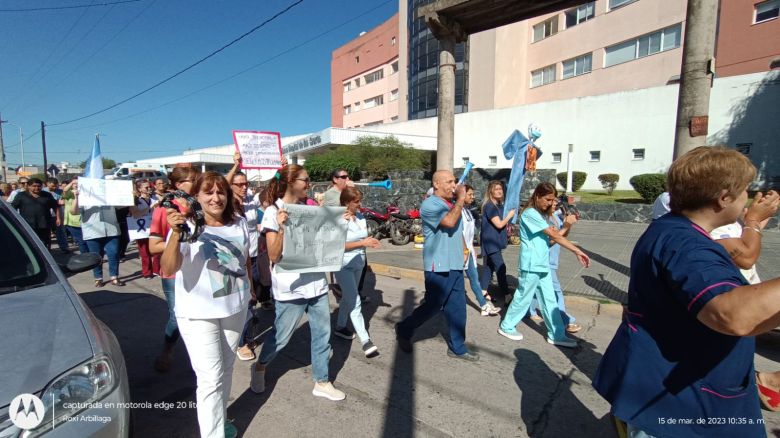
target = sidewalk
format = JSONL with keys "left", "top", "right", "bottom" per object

{"left": 367, "top": 220, "right": 780, "bottom": 303}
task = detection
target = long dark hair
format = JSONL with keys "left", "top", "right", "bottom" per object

{"left": 192, "top": 171, "right": 235, "bottom": 224}
{"left": 169, "top": 167, "right": 200, "bottom": 194}
{"left": 527, "top": 182, "right": 557, "bottom": 216}
{"left": 264, "top": 165, "right": 305, "bottom": 203}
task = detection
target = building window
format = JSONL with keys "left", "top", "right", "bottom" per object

{"left": 364, "top": 69, "right": 384, "bottom": 84}
{"left": 390, "top": 89, "right": 399, "bottom": 101}
{"left": 609, "top": 0, "right": 637, "bottom": 10}
{"left": 364, "top": 121, "right": 383, "bottom": 127}
{"left": 353, "top": 101, "right": 360, "bottom": 111}
{"left": 605, "top": 24, "right": 682, "bottom": 67}
{"left": 533, "top": 16, "right": 559, "bottom": 42}
{"left": 552, "top": 153, "right": 562, "bottom": 163}
{"left": 632, "top": 148, "right": 645, "bottom": 160}
{"left": 736, "top": 143, "right": 752, "bottom": 155}
{"left": 562, "top": 53, "right": 592, "bottom": 79}
{"left": 489, "top": 156, "right": 497, "bottom": 166}
{"left": 462, "top": 157, "right": 470, "bottom": 166}
{"left": 755, "top": 0, "right": 780, "bottom": 23}
{"left": 391, "top": 36, "right": 397, "bottom": 45}
{"left": 391, "top": 61, "right": 399, "bottom": 74}
{"left": 391, "top": 116, "right": 399, "bottom": 122}
{"left": 531, "top": 64, "right": 556, "bottom": 87}
{"left": 343, "top": 105, "right": 351, "bottom": 115}
{"left": 343, "top": 82, "right": 351, "bottom": 92}
{"left": 354, "top": 78, "right": 361, "bottom": 87}
{"left": 363, "top": 95, "right": 384, "bottom": 109}
{"left": 589, "top": 151, "right": 601, "bottom": 162}
{"left": 565, "top": 2, "right": 595, "bottom": 28}
{"left": 355, "top": 56, "right": 359, "bottom": 64}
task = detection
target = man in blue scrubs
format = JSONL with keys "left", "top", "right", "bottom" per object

{"left": 593, "top": 147, "right": 780, "bottom": 437}
{"left": 395, "top": 170, "right": 478, "bottom": 361}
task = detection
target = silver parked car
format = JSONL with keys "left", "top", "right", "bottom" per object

{"left": 0, "top": 201, "right": 131, "bottom": 437}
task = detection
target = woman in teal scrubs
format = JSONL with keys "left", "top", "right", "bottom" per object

{"left": 497, "top": 182, "right": 590, "bottom": 347}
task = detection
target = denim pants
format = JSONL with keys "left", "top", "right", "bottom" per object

{"left": 464, "top": 257, "right": 486, "bottom": 307}
{"left": 257, "top": 293, "right": 331, "bottom": 382}
{"left": 479, "top": 250, "right": 509, "bottom": 296}
{"left": 161, "top": 277, "right": 179, "bottom": 342}
{"left": 177, "top": 311, "right": 243, "bottom": 438}
{"left": 334, "top": 255, "right": 370, "bottom": 344}
{"left": 529, "top": 269, "right": 575, "bottom": 325}
{"left": 54, "top": 224, "right": 68, "bottom": 251}
{"left": 396, "top": 270, "right": 468, "bottom": 355}
{"left": 66, "top": 226, "right": 89, "bottom": 254}
{"left": 85, "top": 235, "right": 120, "bottom": 279}
{"left": 501, "top": 270, "right": 567, "bottom": 341}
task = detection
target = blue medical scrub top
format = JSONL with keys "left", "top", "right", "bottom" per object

{"left": 480, "top": 201, "right": 507, "bottom": 255}
{"left": 593, "top": 214, "right": 764, "bottom": 437}
{"left": 421, "top": 195, "right": 463, "bottom": 272}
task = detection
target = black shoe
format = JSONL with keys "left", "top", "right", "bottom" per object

{"left": 447, "top": 349, "right": 480, "bottom": 362}
{"left": 333, "top": 326, "right": 355, "bottom": 340}
{"left": 362, "top": 340, "right": 379, "bottom": 357}
{"left": 394, "top": 324, "right": 413, "bottom": 353}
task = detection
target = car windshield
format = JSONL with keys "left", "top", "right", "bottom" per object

{"left": 0, "top": 210, "right": 49, "bottom": 293}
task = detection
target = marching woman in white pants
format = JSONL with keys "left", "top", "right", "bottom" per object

{"left": 161, "top": 171, "right": 251, "bottom": 438}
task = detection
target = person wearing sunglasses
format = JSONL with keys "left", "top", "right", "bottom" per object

{"left": 322, "top": 169, "right": 353, "bottom": 207}
{"left": 7, "top": 177, "right": 28, "bottom": 203}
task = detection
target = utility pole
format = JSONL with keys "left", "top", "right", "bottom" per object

{"left": 672, "top": 0, "right": 719, "bottom": 159}
{"left": 0, "top": 113, "right": 6, "bottom": 182}
{"left": 41, "top": 122, "right": 48, "bottom": 178}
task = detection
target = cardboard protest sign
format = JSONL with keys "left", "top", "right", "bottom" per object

{"left": 78, "top": 178, "right": 134, "bottom": 207}
{"left": 275, "top": 203, "right": 348, "bottom": 273}
{"left": 232, "top": 130, "right": 283, "bottom": 169}
{"left": 127, "top": 214, "right": 152, "bottom": 241}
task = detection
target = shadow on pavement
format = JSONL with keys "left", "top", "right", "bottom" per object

{"left": 582, "top": 274, "right": 628, "bottom": 304}
{"left": 381, "top": 288, "right": 417, "bottom": 438}
{"left": 581, "top": 249, "right": 631, "bottom": 276}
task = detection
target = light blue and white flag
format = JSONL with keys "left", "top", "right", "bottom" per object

{"left": 83, "top": 134, "right": 103, "bottom": 179}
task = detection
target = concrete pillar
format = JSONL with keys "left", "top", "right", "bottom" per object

{"left": 672, "top": 0, "right": 719, "bottom": 159}
{"left": 436, "top": 37, "right": 456, "bottom": 172}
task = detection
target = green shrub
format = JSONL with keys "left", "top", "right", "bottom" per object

{"left": 629, "top": 173, "right": 666, "bottom": 202}
{"left": 556, "top": 171, "right": 587, "bottom": 192}
{"left": 598, "top": 173, "right": 620, "bottom": 195}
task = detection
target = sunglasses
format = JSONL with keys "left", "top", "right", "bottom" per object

{"left": 232, "top": 182, "right": 249, "bottom": 187}
{"left": 296, "top": 178, "right": 311, "bottom": 183}
{"left": 334, "top": 175, "right": 349, "bottom": 179}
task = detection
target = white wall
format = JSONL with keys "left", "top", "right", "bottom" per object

{"left": 361, "top": 71, "right": 778, "bottom": 191}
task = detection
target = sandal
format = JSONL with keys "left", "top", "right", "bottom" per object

{"left": 482, "top": 292, "right": 493, "bottom": 302}
{"left": 110, "top": 277, "right": 125, "bottom": 287}
{"left": 94, "top": 279, "right": 104, "bottom": 288}
{"left": 566, "top": 323, "right": 582, "bottom": 334}
{"left": 756, "top": 372, "right": 780, "bottom": 411}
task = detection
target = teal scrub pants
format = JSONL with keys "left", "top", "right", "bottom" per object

{"left": 499, "top": 270, "right": 568, "bottom": 342}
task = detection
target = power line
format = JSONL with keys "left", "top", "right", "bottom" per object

{"left": 0, "top": 0, "right": 143, "bottom": 12}
{"left": 50, "top": 0, "right": 394, "bottom": 132}
{"left": 48, "top": 0, "right": 304, "bottom": 126}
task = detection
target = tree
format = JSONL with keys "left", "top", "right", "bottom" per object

{"left": 78, "top": 157, "right": 116, "bottom": 169}
{"left": 304, "top": 136, "right": 432, "bottom": 181}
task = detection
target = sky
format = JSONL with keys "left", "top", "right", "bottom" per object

{"left": 0, "top": 0, "right": 398, "bottom": 168}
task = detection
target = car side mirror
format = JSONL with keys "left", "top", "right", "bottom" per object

{"left": 64, "top": 253, "right": 102, "bottom": 274}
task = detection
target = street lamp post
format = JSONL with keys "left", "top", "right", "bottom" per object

{"left": 3, "top": 121, "right": 24, "bottom": 172}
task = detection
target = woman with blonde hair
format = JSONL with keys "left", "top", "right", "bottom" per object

{"left": 479, "top": 180, "right": 516, "bottom": 303}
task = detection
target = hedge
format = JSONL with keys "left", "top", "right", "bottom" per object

{"left": 629, "top": 173, "right": 666, "bottom": 202}
{"left": 556, "top": 171, "right": 587, "bottom": 192}
{"left": 597, "top": 173, "right": 620, "bottom": 195}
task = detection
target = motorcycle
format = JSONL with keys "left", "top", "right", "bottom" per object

{"left": 360, "top": 197, "right": 421, "bottom": 245}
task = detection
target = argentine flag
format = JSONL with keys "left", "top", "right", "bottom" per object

{"left": 83, "top": 134, "right": 103, "bottom": 179}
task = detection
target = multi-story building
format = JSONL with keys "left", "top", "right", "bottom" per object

{"left": 716, "top": 0, "right": 780, "bottom": 77}
{"left": 331, "top": 14, "right": 401, "bottom": 129}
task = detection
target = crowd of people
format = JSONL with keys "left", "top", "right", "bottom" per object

{"left": 5, "top": 144, "right": 780, "bottom": 437}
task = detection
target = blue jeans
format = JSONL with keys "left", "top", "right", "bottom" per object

{"left": 501, "top": 270, "right": 567, "bottom": 341}
{"left": 85, "top": 236, "right": 120, "bottom": 279}
{"left": 465, "top": 257, "right": 486, "bottom": 307}
{"left": 529, "top": 269, "right": 575, "bottom": 325}
{"left": 396, "top": 270, "right": 468, "bottom": 355}
{"left": 334, "top": 255, "right": 370, "bottom": 344}
{"left": 66, "top": 226, "right": 89, "bottom": 254}
{"left": 479, "top": 250, "right": 508, "bottom": 296}
{"left": 161, "top": 277, "right": 179, "bottom": 342}
{"left": 54, "top": 224, "right": 68, "bottom": 251}
{"left": 257, "top": 293, "right": 331, "bottom": 382}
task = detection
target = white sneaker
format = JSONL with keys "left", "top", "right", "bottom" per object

{"left": 497, "top": 328, "right": 524, "bottom": 341}
{"left": 312, "top": 381, "right": 346, "bottom": 401}
{"left": 547, "top": 337, "right": 578, "bottom": 348}
{"left": 481, "top": 302, "right": 501, "bottom": 316}
{"left": 250, "top": 364, "right": 265, "bottom": 394}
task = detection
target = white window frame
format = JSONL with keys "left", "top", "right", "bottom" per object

{"left": 562, "top": 53, "right": 592, "bottom": 79}
{"left": 343, "top": 82, "right": 351, "bottom": 92}
{"left": 604, "top": 24, "right": 682, "bottom": 67}
{"left": 390, "top": 89, "right": 399, "bottom": 101}
{"left": 391, "top": 61, "right": 399, "bottom": 74}
{"left": 551, "top": 153, "right": 562, "bottom": 163}
{"left": 565, "top": 2, "right": 595, "bottom": 28}
{"left": 632, "top": 148, "right": 645, "bottom": 160}
{"left": 489, "top": 156, "right": 497, "bottom": 166}
{"left": 343, "top": 105, "right": 351, "bottom": 115}
{"left": 364, "top": 69, "right": 384, "bottom": 84}
{"left": 532, "top": 16, "right": 559, "bottom": 42}
{"left": 589, "top": 151, "right": 601, "bottom": 162}
{"left": 531, "top": 64, "right": 556, "bottom": 88}
{"left": 755, "top": 0, "right": 780, "bottom": 23}
{"left": 609, "top": 0, "right": 637, "bottom": 10}
{"left": 363, "top": 95, "right": 384, "bottom": 109}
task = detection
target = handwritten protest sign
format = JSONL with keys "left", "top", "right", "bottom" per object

{"left": 233, "top": 130, "right": 283, "bottom": 169}
{"left": 276, "top": 203, "right": 348, "bottom": 273}
{"left": 78, "top": 178, "right": 134, "bottom": 207}
{"left": 127, "top": 214, "right": 152, "bottom": 241}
